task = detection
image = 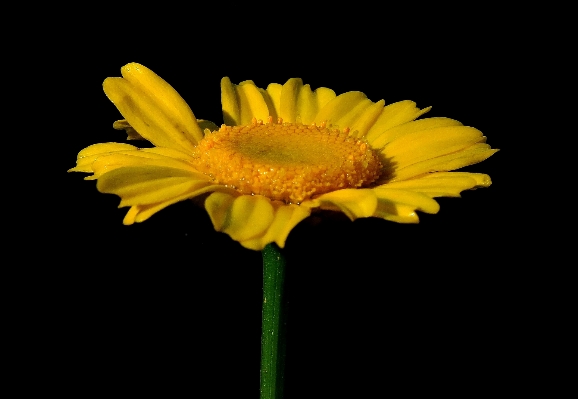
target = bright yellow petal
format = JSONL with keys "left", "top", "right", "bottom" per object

{"left": 221, "top": 77, "right": 240, "bottom": 126}
{"left": 279, "top": 78, "right": 303, "bottom": 123}
{"left": 375, "top": 204, "right": 420, "bottom": 223}
{"left": 277, "top": 79, "right": 337, "bottom": 124}
{"left": 383, "top": 172, "right": 491, "bottom": 198}
{"left": 313, "top": 91, "right": 369, "bottom": 127}
{"left": 205, "top": 193, "right": 275, "bottom": 242}
{"left": 122, "top": 184, "right": 235, "bottom": 225}
{"left": 220, "top": 78, "right": 270, "bottom": 126}
{"left": 369, "top": 117, "right": 463, "bottom": 149}
{"left": 372, "top": 188, "right": 440, "bottom": 223}
{"left": 347, "top": 100, "right": 386, "bottom": 139}
{"left": 326, "top": 97, "right": 375, "bottom": 131}
{"left": 365, "top": 100, "right": 431, "bottom": 143}
{"left": 238, "top": 204, "right": 311, "bottom": 250}
{"left": 68, "top": 143, "right": 138, "bottom": 173}
{"left": 236, "top": 80, "right": 271, "bottom": 125}
{"left": 391, "top": 144, "right": 498, "bottom": 182}
{"left": 90, "top": 152, "right": 205, "bottom": 180}
{"left": 309, "top": 189, "right": 378, "bottom": 220}
{"left": 383, "top": 126, "right": 487, "bottom": 168}
{"left": 96, "top": 165, "right": 213, "bottom": 206}
{"left": 103, "top": 63, "right": 203, "bottom": 151}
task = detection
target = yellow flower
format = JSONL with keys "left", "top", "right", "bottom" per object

{"left": 69, "top": 63, "right": 497, "bottom": 250}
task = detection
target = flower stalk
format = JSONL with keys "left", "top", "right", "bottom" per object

{"left": 260, "top": 243, "right": 287, "bottom": 399}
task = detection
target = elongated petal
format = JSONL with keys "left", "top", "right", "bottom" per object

{"left": 122, "top": 184, "right": 236, "bottom": 225}
{"left": 204, "top": 191, "right": 236, "bottom": 231}
{"left": 383, "top": 172, "right": 491, "bottom": 197}
{"left": 326, "top": 97, "right": 375, "bottom": 130}
{"left": 347, "top": 100, "right": 386, "bottom": 139}
{"left": 314, "top": 92, "right": 369, "bottom": 127}
{"left": 309, "top": 189, "right": 378, "bottom": 220}
{"left": 90, "top": 152, "right": 205, "bottom": 180}
{"left": 238, "top": 204, "right": 311, "bottom": 250}
{"left": 220, "top": 78, "right": 269, "bottom": 126}
{"left": 259, "top": 87, "right": 278, "bottom": 121}
{"left": 383, "top": 126, "right": 487, "bottom": 168}
{"left": 278, "top": 79, "right": 337, "bottom": 124}
{"left": 103, "top": 63, "right": 203, "bottom": 151}
{"left": 96, "top": 165, "right": 212, "bottom": 206}
{"left": 391, "top": 144, "right": 498, "bottom": 182}
{"left": 205, "top": 193, "right": 275, "bottom": 242}
{"left": 372, "top": 188, "right": 440, "bottom": 223}
{"left": 265, "top": 83, "right": 283, "bottom": 118}
{"left": 369, "top": 117, "right": 463, "bottom": 149}
{"left": 365, "top": 100, "right": 431, "bottom": 143}
{"left": 68, "top": 143, "right": 138, "bottom": 173}
{"left": 279, "top": 78, "right": 303, "bottom": 123}
{"left": 221, "top": 77, "right": 240, "bottom": 126}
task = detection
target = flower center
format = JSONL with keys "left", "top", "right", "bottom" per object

{"left": 191, "top": 117, "right": 382, "bottom": 203}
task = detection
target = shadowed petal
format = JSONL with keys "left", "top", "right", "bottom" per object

{"left": 205, "top": 193, "right": 275, "bottom": 242}
{"left": 372, "top": 188, "right": 440, "bottom": 223}
{"left": 238, "top": 204, "right": 311, "bottom": 250}
{"left": 391, "top": 144, "right": 498, "bottom": 182}
{"left": 365, "top": 100, "right": 431, "bottom": 143}
{"left": 307, "top": 189, "right": 378, "bottom": 220}
{"left": 369, "top": 117, "right": 463, "bottom": 149}
{"left": 383, "top": 172, "right": 491, "bottom": 197}
{"left": 221, "top": 78, "right": 270, "bottom": 126}
{"left": 103, "top": 63, "right": 203, "bottom": 151}
{"left": 68, "top": 143, "right": 138, "bottom": 173}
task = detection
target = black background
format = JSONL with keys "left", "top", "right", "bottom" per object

{"left": 35, "top": 16, "right": 525, "bottom": 396}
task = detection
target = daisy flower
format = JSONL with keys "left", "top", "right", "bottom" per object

{"left": 69, "top": 63, "right": 497, "bottom": 250}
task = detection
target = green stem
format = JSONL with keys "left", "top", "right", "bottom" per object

{"left": 260, "top": 243, "right": 287, "bottom": 399}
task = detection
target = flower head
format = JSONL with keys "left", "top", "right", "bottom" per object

{"left": 69, "top": 63, "right": 497, "bottom": 250}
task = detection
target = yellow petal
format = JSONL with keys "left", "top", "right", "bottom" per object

{"left": 220, "top": 78, "right": 270, "bottom": 126}
{"left": 237, "top": 204, "right": 311, "bottom": 250}
{"left": 310, "top": 189, "right": 378, "bottom": 220}
{"left": 365, "top": 100, "right": 431, "bottom": 143}
{"left": 221, "top": 77, "right": 240, "bottom": 126}
{"left": 327, "top": 97, "right": 375, "bottom": 130}
{"left": 277, "top": 79, "right": 336, "bottom": 124}
{"left": 369, "top": 117, "right": 463, "bottom": 149}
{"left": 113, "top": 119, "right": 143, "bottom": 140}
{"left": 68, "top": 143, "right": 138, "bottom": 173}
{"left": 372, "top": 187, "right": 440, "bottom": 223}
{"left": 373, "top": 187, "right": 440, "bottom": 214}
{"left": 383, "top": 172, "right": 491, "bottom": 198}
{"left": 279, "top": 78, "right": 303, "bottom": 123}
{"left": 314, "top": 91, "right": 369, "bottom": 127}
{"left": 391, "top": 144, "right": 498, "bottom": 182}
{"left": 258, "top": 87, "right": 278, "bottom": 121}
{"left": 203, "top": 191, "right": 236, "bottom": 231}
{"left": 96, "top": 165, "right": 212, "bottom": 206}
{"left": 205, "top": 193, "right": 275, "bottom": 242}
{"left": 122, "top": 184, "right": 235, "bottom": 225}
{"left": 347, "top": 100, "right": 386, "bottom": 139}
{"left": 383, "top": 126, "right": 487, "bottom": 168}
{"left": 236, "top": 80, "right": 271, "bottom": 125}
{"left": 374, "top": 204, "right": 420, "bottom": 223}
{"left": 265, "top": 83, "right": 283, "bottom": 118}
{"left": 103, "top": 63, "right": 203, "bottom": 151}
{"left": 197, "top": 119, "right": 219, "bottom": 134}
{"left": 90, "top": 152, "right": 204, "bottom": 180}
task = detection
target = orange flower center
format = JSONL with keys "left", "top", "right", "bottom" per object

{"left": 191, "top": 117, "right": 382, "bottom": 203}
